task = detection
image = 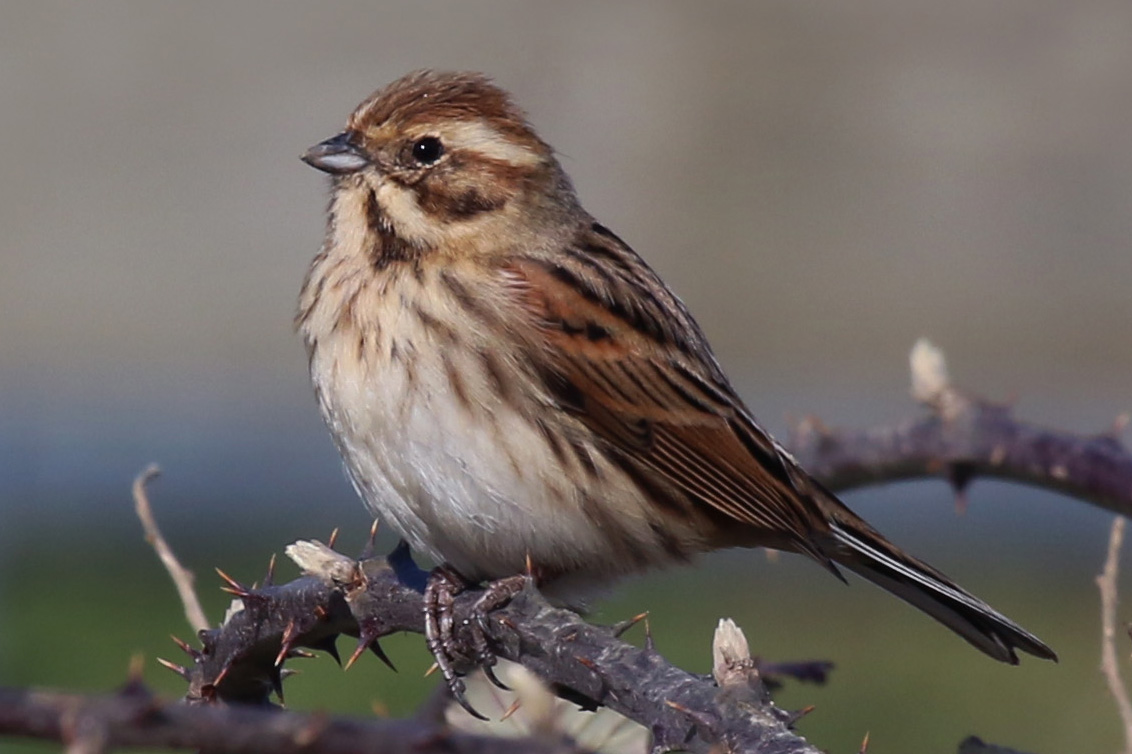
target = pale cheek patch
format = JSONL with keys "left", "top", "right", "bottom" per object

{"left": 374, "top": 180, "right": 442, "bottom": 245}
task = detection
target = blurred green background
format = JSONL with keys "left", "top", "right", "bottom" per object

{"left": 3, "top": 2, "right": 1131, "bottom": 752}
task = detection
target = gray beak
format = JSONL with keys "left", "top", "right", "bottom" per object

{"left": 302, "top": 132, "right": 370, "bottom": 175}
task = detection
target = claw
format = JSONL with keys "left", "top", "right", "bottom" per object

{"left": 424, "top": 566, "right": 477, "bottom": 711}
{"left": 450, "top": 678, "right": 488, "bottom": 721}
{"left": 481, "top": 662, "right": 510, "bottom": 691}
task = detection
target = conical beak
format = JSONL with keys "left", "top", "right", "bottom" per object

{"left": 301, "top": 132, "right": 370, "bottom": 175}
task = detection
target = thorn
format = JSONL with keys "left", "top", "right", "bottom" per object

{"left": 500, "top": 699, "right": 522, "bottom": 721}
{"left": 280, "top": 668, "right": 300, "bottom": 680}
{"left": 524, "top": 552, "right": 534, "bottom": 577}
{"left": 213, "top": 662, "right": 232, "bottom": 688}
{"left": 785, "top": 705, "right": 816, "bottom": 726}
{"left": 327, "top": 527, "right": 340, "bottom": 550}
{"left": 424, "top": 661, "right": 439, "bottom": 678}
{"left": 288, "top": 648, "right": 317, "bottom": 660}
{"left": 170, "top": 635, "right": 200, "bottom": 659}
{"left": 271, "top": 668, "right": 285, "bottom": 705}
{"left": 263, "top": 554, "right": 277, "bottom": 587}
{"left": 220, "top": 585, "right": 250, "bottom": 598}
{"left": 344, "top": 639, "right": 367, "bottom": 671}
{"left": 370, "top": 699, "right": 390, "bottom": 718}
{"left": 664, "top": 699, "right": 690, "bottom": 714}
{"left": 644, "top": 614, "right": 655, "bottom": 652}
{"left": 215, "top": 567, "right": 249, "bottom": 596}
{"left": 314, "top": 605, "right": 329, "bottom": 621}
{"left": 127, "top": 653, "right": 145, "bottom": 683}
{"left": 664, "top": 700, "right": 715, "bottom": 730}
{"left": 275, "top": 620, "right": 300, "bottom": 667}
{"left": 156, "top": 657, "right": 189, "bottom": 680}
{"left": 611, "top": 611, "right": 649, "bottom": 638}
{"left": 575, "top": 655, "right": 599, "bottom": 672}
{"left": 309, "top": 636, "right": 341, "bottom": 666}
{"left": 368, "top": 639, "right": 397, "bottom": 672}
{"left": 360, "top": 519, "right": 380, "bottom": 560}
{"left": 858, "top": 731, "right": 870, "bottom": 754}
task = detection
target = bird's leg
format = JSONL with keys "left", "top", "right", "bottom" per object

{"left": 469, "top": 573, "right": 531, "bottom": 690}
{"left": 423, "top": 565, "right": 484, "bottom": 719}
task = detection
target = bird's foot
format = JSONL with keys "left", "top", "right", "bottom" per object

{"left": 470, "top": 573, "right": 530, "bottom": 690}
{"left": 423, "top": 566, "right": 531, "bottom": 719}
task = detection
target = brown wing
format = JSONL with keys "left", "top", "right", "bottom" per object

{"left": 501, "top": 222, "right": 834, "bottom": 566}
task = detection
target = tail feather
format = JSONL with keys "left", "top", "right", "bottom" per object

{"left": 826, "top": 522, "right": 1056, "bottom": 664}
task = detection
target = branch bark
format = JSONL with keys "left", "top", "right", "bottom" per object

{"left": 0, "top": 685, "right": 584, "bottom": 754}
{"left": 790, "top": 340, "right": 1132, "bottom": 515}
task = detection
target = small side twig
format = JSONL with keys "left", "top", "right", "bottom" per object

{"left": 1097, "top": 515, "right": 1132, "bottom": 754}
{"left": 132, "top": 465, "right": 209, "bottom": 633}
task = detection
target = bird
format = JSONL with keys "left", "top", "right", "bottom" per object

{"left": 296, "top": 70, "right": 1055, "bottom": 702}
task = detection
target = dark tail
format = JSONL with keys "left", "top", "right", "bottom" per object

{"left": 823, "top": 520, "right": 1056, "bottom": 664}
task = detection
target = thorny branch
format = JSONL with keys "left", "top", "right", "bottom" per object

{"left": 0, "top": 685, "right": 584, "bottom": 754}
{"left": 791, "top": 340, "right": 1132, "bottom": 515}
{"left": 183, "top": 540, "right": 824, "bottom": 753}
{"left": 4, "top": 340, "right": 1126, "bottom": 754}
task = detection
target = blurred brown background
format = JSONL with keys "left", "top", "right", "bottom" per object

{"left": 2, "top": 2, "right": 1130, "bottom": 752}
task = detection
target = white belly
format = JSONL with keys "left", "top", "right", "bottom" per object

{"left": 310, "top": 311, "right": 649, "bottom": 585}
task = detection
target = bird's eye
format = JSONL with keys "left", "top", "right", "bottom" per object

{"left": 411, "top": 137, "right": 444, "bottom": 165}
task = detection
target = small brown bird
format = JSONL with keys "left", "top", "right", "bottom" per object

{"left": 298, "top": 70, "right": 1054, "bottom": 694}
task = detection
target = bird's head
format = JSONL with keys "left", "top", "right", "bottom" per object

{"left": 303, "top": 70, "right": 578, "bottom": 254}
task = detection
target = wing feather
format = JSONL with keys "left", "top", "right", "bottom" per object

{"left": 501, "top": 229, "right": 829, "bottom": 558}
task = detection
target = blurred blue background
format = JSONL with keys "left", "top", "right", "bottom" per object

{"left": 2, "top": 2, "right": 1130, "bottom": 752}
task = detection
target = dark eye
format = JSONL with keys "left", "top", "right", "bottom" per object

{"left": 411, "top": 136, "right": 444, "bottom": 165}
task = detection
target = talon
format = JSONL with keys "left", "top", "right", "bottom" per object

{"left": 481, "top": 662, "right": 510, "bottom": 691}
{"left": 450, "top": 678, "right": 488, "bottom": 721}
